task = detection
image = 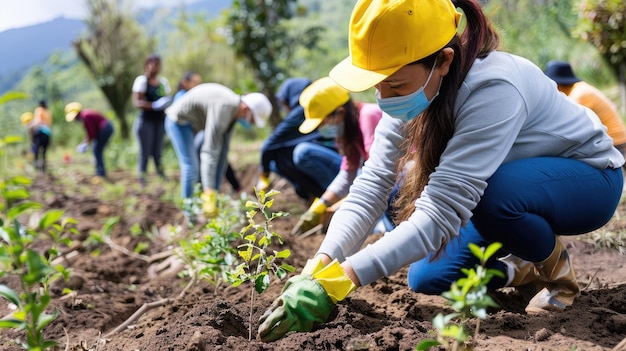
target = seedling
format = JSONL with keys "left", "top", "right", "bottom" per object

{"left": 0, "top": 176, "right": 76, "bottom": 350}
{"left": 176, "top": 192, "right": 243, "bottom": 293}
{"left": 417, "top": 242, "right": 504, "bottom": 351}
{"left": 227, "top": 188, "right": 295, "bottom": 340}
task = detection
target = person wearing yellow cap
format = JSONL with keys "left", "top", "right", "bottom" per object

{"left": 290, "top": 76, "right": 385, "bottom": 235}
{"left": 163, "top": 83, "right": 272, "bottom": 223}
{"left": 255, "top": 78, "right": 342, "bottom": 202}
{"left": 544, "top": 60, "right": 626, "bottom": 159}
{"left": 64, "top": 102, "right": 114, "bottom": 179}
{"left": 21, "top": 111, "right": 51, "bottom": 172}
{"left": 258, "top": 0, "right": 624, "bottom": 342}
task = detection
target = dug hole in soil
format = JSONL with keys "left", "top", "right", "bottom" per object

{"left": 1, "top": 160, "right": 626, "bottom": 351}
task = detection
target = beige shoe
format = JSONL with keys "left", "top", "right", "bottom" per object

{"left": 498, "top": 254, "right": 544, "bottom": 300}
{"left": 525, "top": 238, "right": 580, "bottom": 314}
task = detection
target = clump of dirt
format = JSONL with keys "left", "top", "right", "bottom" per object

{"left": 1, "top": 164, "right": 625, "bottom": 351}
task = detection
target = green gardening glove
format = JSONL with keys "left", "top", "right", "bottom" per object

{"left": 257, "top": 258, "right": 356, "bottom": 342}
{"left": 291, "top": 198, "right": 327, "bottom": 235}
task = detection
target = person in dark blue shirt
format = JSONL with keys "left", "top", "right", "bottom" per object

{"left": 256, "top": 78, "right": 341, "bottom": 201}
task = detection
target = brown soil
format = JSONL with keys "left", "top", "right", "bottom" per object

{"left": 1, "top": 162, "right": 626, "bottom": 351}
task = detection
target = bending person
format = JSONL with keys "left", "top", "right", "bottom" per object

{"left": 65, "top": 102, "right": 114, "bottom": 179}
{"left": 258, "top": 0, "right": 624, "bottom": 342}
{"left": 291, "top": 76, "right": 383, "bottom": 235}
{"left": 257, "top": 77, "right": 341, "bottom": 201}
{"left": 164, "top": 83, "right": 272, "bottom": 220}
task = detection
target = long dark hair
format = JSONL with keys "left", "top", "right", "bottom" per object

{"left": 393, "top": 0, "right": 500, "bottom": 223}
{"left": 337, "top": 100, "right": 362, "bottom": 168}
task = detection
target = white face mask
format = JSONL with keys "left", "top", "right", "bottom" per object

{"left": 375, "top": 59, "right": 440, "bottom": 122}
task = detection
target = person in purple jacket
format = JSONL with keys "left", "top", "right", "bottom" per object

{"left": 65, "top": 102, "right": 114, "bottom": 179}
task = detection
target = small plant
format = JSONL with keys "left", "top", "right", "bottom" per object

{"left": 176, "top": 192, "right": 243, "bottom": 293}
{"left": 227, "top": 188, "right": 295, "bottom": 341}
{"left": 0, "top": 176, "right": 76, "bottom": 350}
{"left": 417, "top": 242, "right": 504, "bottom": 351}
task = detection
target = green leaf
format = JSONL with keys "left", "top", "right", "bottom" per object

{"left": 8, "top": 176, "right": 32, "bottom": 186}
{"left": 0, "top": 284, "right": 21, "bottom": 307}
{"left": 416, "top": 339, "right": 441, "bottom": 350}
{"left": 23, "top": 250, "right": 52, "bottom": 285}
{"left": 280, "top": 264, "right": 296, "bottom": 273}
{"left": 254, "top": 272, "right": 270, "bottom": 294}
{"left": 3, "top": 135, "right": 24, "bottom": 145}
{"left": 36, "top": 310, "right": 59, "bottom": 331}
{"left": 7, "top": 202, "right": 43, "bottom": 219}
{"left": 483, "top": 242, "right": 503, "bottom": 261}
{"left": 468, "top": 243, "right": 484, "bottom": 261}
{"left": 0, "top": 318, "right": 26, "bottom": 329}
{"left": 39, "top": 210, "right": 65, "bottom": 230}
{"left": 276, "top": 267, "right": 287, "bottom": 279}
{"left": 275, "top": 249, "right": 290, "bottom": 259}
{"left": 0, "top": 91, "right": 30, "bottom": 105}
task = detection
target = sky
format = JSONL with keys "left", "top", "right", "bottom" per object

{"left": 0, "top": 0, "right": 199, "bottom": 33}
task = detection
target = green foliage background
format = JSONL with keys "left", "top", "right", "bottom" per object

{"left": 0, "top": 0, "right": 623, "bottom": 167}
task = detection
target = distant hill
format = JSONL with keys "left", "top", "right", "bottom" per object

{"left": 0, "top": 17, "right": 83, "bottom": 77}
{"left": 0, "top": 0, "right": 232, "bottom": 94}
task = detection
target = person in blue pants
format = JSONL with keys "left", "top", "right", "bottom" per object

{"left": 256, "top": 77, "right": 341, "bottom": 201}
{"left": 258, "top": 0, "right": 624, "bottom": 342}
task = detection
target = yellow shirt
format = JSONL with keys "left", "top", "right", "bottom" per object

{"left": 559, "top": 81, "right": 626, "bottom": 146}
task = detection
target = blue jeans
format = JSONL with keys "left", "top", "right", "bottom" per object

{"left": 293, "top": 142, "right": 342, "bottom": 191}
{"left": 93, "top": 122, "right": 113, "bottom": 176}
{"left": 164, "top": 118, "right": 197, "bottom": 198}
{"left": 408, "top": 157, "right": 623, "bottom": 295}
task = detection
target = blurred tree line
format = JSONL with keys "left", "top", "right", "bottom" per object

{"left": 0, "top": 0, "right": 625, "bottom": 144}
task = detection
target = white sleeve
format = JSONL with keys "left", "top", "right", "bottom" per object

{"left": 132, "top": 76, "right": 147, "bottom": 93}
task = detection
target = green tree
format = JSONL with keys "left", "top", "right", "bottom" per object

{"left": 225, "top": 0, "right": 324, "bottom": 126}
{"left": 72, "top": 0, "right": 154, "bottom": 139}
{"left": 163, "top": 11, "right": 254, "bottom": 91}
{"left": 576, "top": 0, "right": 626, "bottom": 115}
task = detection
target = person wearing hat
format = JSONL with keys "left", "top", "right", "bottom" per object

{"left": 164, "top": 83, "right": 272, "bottom": 220}
{"left": 132, "top": 53, "right": 172, "bottom": 186}
{"left": 544, "top": 60, "right": 626, "bottom": 157}
{"left": 64, "top": 102, "right": 114, "bottom": 179}
{"left": 255, "top": 77, "right": 341, "bottom": 201}
{"left": 21, "top": 111, "right": 51, "bottom": 172}
{"left": 290, "top": 76, "right": 384, "bottom": 235}
{"left": 173, "top": 72, "right": 244, "bottom": 195}
{"left": 257, "top": 0, "right": 624, "bottom": 342}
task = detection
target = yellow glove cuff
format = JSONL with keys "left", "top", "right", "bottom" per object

{"left": 312, "top": 259, "right": 356, "bottom": 303}
{"left": 309, "top": 197, "right": 328, "bottom": 215}
{"left": 257, "top": 174, "right": 271, "bottom": 190}
{"left": 301, "top": 257, "right": 325, "bottom": 275}
{"left": 201, "top": 189, "right": 217, "bottom": 202}
{"left": 201, "top": 189, "right": 218, "bottom": 217}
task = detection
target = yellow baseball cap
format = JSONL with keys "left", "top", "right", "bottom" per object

{"left": 64, "top": 102, "right": 82, "bottom": 122}
{"left": 20, "top": 112, "right": 33, "bottom": 125}
{"left": 329, "top": 0, "right": 462, "bottom": 92}
{"left": 298, "top": 77, "right": 350, "bottom": 134}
